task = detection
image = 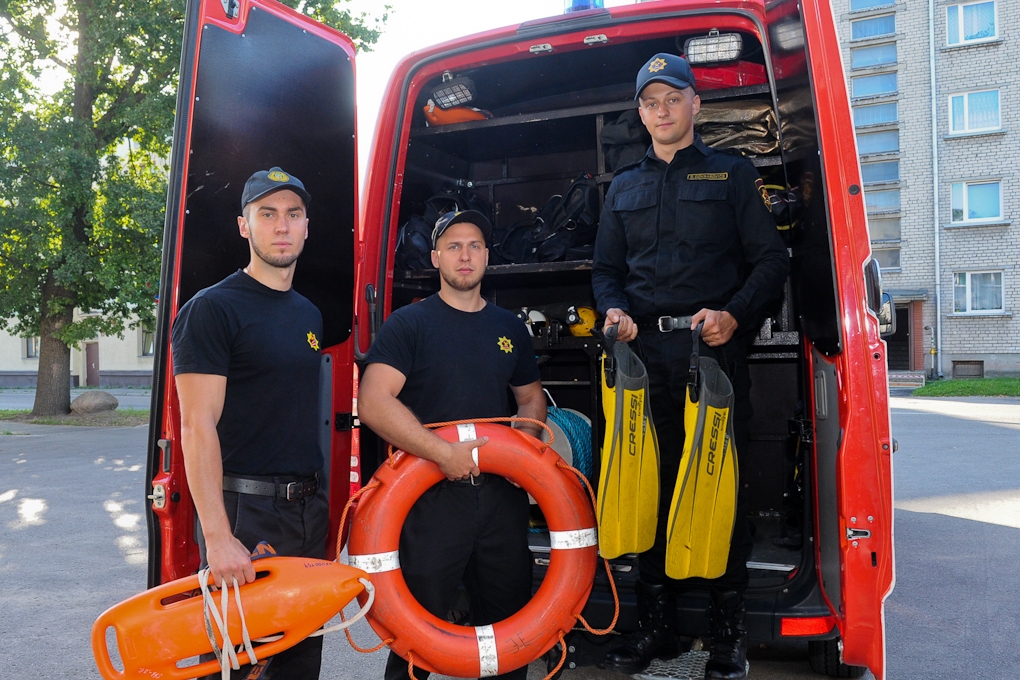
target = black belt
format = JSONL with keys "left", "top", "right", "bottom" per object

{"left": 636, "top": 315, "right": 694, "bottom": 332}
{"left": 223, "top": 473, "right": 319, "bottom": 501}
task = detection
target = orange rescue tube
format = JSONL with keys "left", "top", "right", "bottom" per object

{"left": 91, "top": 557, "right": 366, "bottom": 680}
{"left": 348, "top": 423, "right": 597, "bottom": 678}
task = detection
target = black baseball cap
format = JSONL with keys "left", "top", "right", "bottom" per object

{"left": 432, "top": 210, "right": 492, "bottom": 248}
{"left": 240, "top": 166, "right": 311, "bottom": 211}
{"left": 634, "top": 53, "right": 697, "bottom": 100}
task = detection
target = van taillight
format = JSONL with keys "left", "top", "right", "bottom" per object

{"left": 781, "top": 616, "right": 836, "bottom": 636}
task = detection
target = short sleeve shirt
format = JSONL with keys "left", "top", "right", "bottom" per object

{"left": 171, "top": 271, "right": 324, "bottom": 477}
{"left": 364, "top": 294, "right": 540, "bottom": 424}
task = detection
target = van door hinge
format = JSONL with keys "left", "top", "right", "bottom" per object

{"left": 220, "top": 0, "right": 238, "bottom": 19}
{"left": 335, "top": 412, "right": 360, "bottom": 432}
{"left": 583, "top": 34, "right": 609, "bottom": 45}
{"left": 529, "top": 43, "right": 554, "bottom": 54}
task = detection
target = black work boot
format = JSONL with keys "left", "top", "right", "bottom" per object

{"left": 705, "top": 590, "right": 748, "bottom": 680}
{"left": 600, "top": 582, "right": 680, "bottom": 675}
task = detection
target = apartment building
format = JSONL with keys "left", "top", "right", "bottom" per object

{"left": 832, "top": 0, "right": 1019, "bottom": 377}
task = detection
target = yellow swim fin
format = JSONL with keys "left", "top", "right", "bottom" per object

{"left": 596, "top": 325, "right": 660, "bottom": 560}
{"left": 665, "top": 323, "right": 739, "bottom": 580}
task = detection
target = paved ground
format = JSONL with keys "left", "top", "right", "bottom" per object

{"left": 0, "top": 387, "right": 153, "bottom": 411}
{"left": 2, "top": 395, "right": 1018, "bottom": 679}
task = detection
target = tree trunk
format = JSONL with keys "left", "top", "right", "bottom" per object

{"left": 32, "top": 303, "right": 74, "bottom": 417}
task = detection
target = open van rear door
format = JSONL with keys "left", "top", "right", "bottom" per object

{"left": 790, "top": 0, "right": 896, "bottom": 677}
{"left": 145, "top": 0, "right": 358, "bottom": 587}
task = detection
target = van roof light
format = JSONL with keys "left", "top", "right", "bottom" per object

{"left": 683, "top": 30, "right": 742, "bottom": 64}
{"left": 564, "top": 0, "right": 604, "bottom": 12}
{"left": 430, "top": 72, "right": 477, "bottom": 110}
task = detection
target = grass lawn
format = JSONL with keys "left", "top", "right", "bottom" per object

{"left": 913, "top": 377, "right": 1020, "bottom": 397}
{"left": 0, "top": 408, "right": 150, "bottom": 427}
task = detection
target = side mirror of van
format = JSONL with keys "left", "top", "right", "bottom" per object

{"left": 878, "top": 292, "right": 896, "bottom": 338}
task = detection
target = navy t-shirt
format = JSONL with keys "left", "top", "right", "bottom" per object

{"left": 171, "top": 270, "right": 324, "bottom": 477}
{"left": 364, "top": 294, "right": 540, "bottom": 424}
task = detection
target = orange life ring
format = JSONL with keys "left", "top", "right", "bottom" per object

{"left": 348, "top": 422, "right": 598, "bottom": 677}
{"left": 91, "top": 557, "right": 366, "bottom": 680}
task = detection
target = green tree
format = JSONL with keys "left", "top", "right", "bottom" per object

{"left": 0, "top": 1, "right": 387, "bottom": 415}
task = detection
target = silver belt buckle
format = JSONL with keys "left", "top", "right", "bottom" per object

{"left": 657, "top": 315, "right": 674, "bottom": 332}
{"left": 285, "top": 481, "right": 301, "bottom": 500}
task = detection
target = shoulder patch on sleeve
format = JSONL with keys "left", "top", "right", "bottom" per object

{"left": 754, "top": 177, "right": 771, "bottom": 210}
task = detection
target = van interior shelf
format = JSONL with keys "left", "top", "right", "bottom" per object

{"left": 394, "top": 260, "right": 593, "bottom": 280}
{"left": 410, "top": 82, "right": 773, "bottom": 138}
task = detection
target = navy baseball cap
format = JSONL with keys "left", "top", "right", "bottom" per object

{"left": 634, "top": 53, "right": 697, "bottom": 100}
{"left": 240, "top": 167, "right": 311, "bottom": 211}
{"left": 432, "top": 210, "right": 492, "bottom": 248}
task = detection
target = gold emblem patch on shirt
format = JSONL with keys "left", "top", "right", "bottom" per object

{"left": 648, "top": 58, "right": 667, "bottom": 73}
{"left": 307, "top": 331, "right": 320, "bottom": 351}
{"left": 497, "top": 336, "right": 514, "bottom": 354}
{"left": 687, "top": 173, "right": 728, "bottom": 181}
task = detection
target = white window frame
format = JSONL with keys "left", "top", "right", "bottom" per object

{"left": 948, "top": 89, "right": 1000, "bottom": 134}
{"left": 872, "top": 247, "right": 901, "bottom": 271}
{"left": 950, "top": 180, "right": 1002, "bottom": 223}
{"left": 25, "top": 337, "right": 40, "bottom": 359}
{"left": 850, "top": 42, "right": 897, "bottom": 70}
{"left": 946, "top": 1, "right": 998, "bottom": 47}
{"left": 953, "top": 270, "right": 1005, "bottom": 314}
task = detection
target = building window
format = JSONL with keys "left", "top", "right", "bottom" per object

{"left": 862, "top": 160, "right": 899, "bottom": 184}
{"left": 872, "top": 248, "right": 901, "bottom": 270}
{"left": 868, "top": 217, "right": 901, "bottom": 241}
{"left": 951, "top": 180, "right": 1001, "bottom": 222}
{"left": 851, "top": 14, "right": 895, "bottom": 40}
{"left": 954, "top": 271, "right": 1003, "bottom": 313}
{"left": 949, "top": 90, "right": 1000, "bottom": 133}
{"left": 857, "top": 130, "right": 899, "bottom": 154}
{"left": 947, "top": 1, "right": 996, "bottom": 46}
{"left": 851, "top": 0, "right": 893, "bottom": 9}
{"left": 851, "top": 43, "right": 897, "bottom": 69}
{"left": 141, "top": 329, "right": 155, "bottom": 357}
{"left": 852, "top": 72, "right": 897, "bottom": 98}
{"left": 854, "top": 102, "right": 898, "bottom": 126}
{"left": 25, "top": 337, "right": 40, "bottom": 359}
{"left": 865, "top": 188, "right": 900, "bottom": 212}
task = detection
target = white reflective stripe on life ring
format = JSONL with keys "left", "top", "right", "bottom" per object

{"left": 457, "top": 423, "right": 477, "bottom": 442}
{"left": 348, "top": 550, "right": 400, "bottom": 574}
{"left": 549, "top": 528, "right": 598, "bottom": 550}
{"left": 475, "top": 624, "right": 499, "bottom": 677}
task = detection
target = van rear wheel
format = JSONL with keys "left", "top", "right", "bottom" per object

{"left": 808, "top": 639, "right": 867, "bottom": 678}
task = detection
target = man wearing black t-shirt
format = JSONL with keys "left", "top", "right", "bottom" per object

{"left": 359, "top": 210, "right": 546, "bottom": 680}
{"left": 171, "top": 167, "right": 327, "bottom": 679}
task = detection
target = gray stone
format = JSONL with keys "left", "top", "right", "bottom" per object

{"left": 70, "top": 390, "right": 119, "bottom": 414}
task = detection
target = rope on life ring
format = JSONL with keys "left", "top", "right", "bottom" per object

{"left": 342, "top": 419, "right": 617, "bottom": 679}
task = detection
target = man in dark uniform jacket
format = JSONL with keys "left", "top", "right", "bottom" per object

{"left": 358, "top": 210, "right": 546, "bottom": 680}
{"left": 592, "top": 54, "right": 789, "bottom": 680}
{"left": 173, "top": 167, "right": 328, "bottom": 679}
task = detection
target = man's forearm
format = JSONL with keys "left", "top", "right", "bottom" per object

{"left": 181, "top": 423, "right": 232, "bottom": 542}
{"left": 359, "top": 394, "right": 453, "bottom": 465}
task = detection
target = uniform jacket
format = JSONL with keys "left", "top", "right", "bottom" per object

{"left": 592, "top": 136, "right": 790, "bottom": 332}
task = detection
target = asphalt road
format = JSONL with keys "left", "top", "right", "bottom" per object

{"left": 1, "top": 395, "right": 1018, "bottom": 679}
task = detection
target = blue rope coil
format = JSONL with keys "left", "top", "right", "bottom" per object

{"left": 547, "top": 407, "right": 593, "bottom": 482}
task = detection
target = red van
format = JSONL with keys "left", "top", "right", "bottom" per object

{"left": 147, "top": 0, "right": 896, "bottom": 677}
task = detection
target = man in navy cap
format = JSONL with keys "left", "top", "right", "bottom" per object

{"left": 173, "top": 166, "right": 328, "bottom": 679}
{"left": 593, "top": 55, "right": 789, "bottom": 679}
{"left": 359, "top": 209, "right": 546, "bottom": 680}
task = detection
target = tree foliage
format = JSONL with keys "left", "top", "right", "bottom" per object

{"left": 0, "top": 0, "right": 386, "bottom": 414}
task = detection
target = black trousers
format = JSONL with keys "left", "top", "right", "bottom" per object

{"left": 384, "top": 476, "right": 532, "bottom": 680}
{"left": 196, "top": 479, "right": 329, "bottom": 680}
{"left": 635, "top": 331, "right": 755, "bottom": 594}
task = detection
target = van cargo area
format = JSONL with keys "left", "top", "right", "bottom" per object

{"left": 357, "top": 9, "right": 847, "bottom": 661}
